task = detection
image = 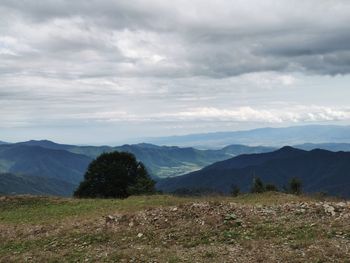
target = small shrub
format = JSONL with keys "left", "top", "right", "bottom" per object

{"left": 251, "top": 177, "right": 265, "bottom": 193}
{"left": 230, "top": 184, "right": 240, "bottom": 197}
{"left": 265, "top": 184, "right": 279, "bottom": 192}
{"left": 289, "top": 177, "right": 302, "bottom": 195}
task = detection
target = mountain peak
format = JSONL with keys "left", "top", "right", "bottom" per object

{"left": 272, "top": 146, "right": 306, "bottom": 158}
{"left": 16, "top": 140, "right": 72, "bottom": 150}
{"left": 277, "top": 146, "right": 299, "bottom": 152}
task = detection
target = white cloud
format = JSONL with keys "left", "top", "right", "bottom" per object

{"left": 0, "top": 36, "right": 35, "bottom": 56}
{"left": 51, "top": 106, "right": 350, "bottom": 124}
{"left": 167, "top": 105, "right": 345, "bottom": 122}
{"left": 241, "top": 72, "right": 297, "bottom": 89}
{"left": 159, "top": 106, "right": 350, "bottom": 123}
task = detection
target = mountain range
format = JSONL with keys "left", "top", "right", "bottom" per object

{"left": 1, "top": 124, "right": 350, "bottom": 196}
{"left": 11, "top": 140, "right": 275, "bottom": 178}
{"left": 145, "top": 125, "right": 350, "bottom": 148}
{"left": 157, "top": 147, "right": 350, "bottom": 197}
{"left": 0, "top": 141, "right": 274, "bottom": 195}
{"left": 295, "top": 143, "right": 350, "bottom": 152}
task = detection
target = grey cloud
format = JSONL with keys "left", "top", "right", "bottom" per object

{"left": 1, "top": 0, "right": 350, "bottom": 78}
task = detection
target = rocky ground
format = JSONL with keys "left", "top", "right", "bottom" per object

{"left": 1, "top": 193, "right": 350, "bottom": 262}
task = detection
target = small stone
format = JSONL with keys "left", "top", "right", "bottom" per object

{"left": 105, "top": 215, "right": 116, "bottom": 223}
{"left": 323, "top": 204, "right": 336, "bottom": 216}
{"left": 336, "top": 202, "right": 346, "bottom": 207}
{"left": 137, "top": 233, "right": 143, "bottom": 238}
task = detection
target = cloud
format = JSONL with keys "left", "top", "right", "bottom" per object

{"left": 1, "top": 0, "right": 350, "bottom": 78}
{"left": 167, "top": 106, "right": 350, "bottom": 123}
{"left": 55, "top": 105, "right": 350, "bottom": 124}
{"left": 1, "top": 1, "right": 350, "bottom": 143}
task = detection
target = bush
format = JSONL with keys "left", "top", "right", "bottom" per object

{"left": 288, "top": 177, "right": 302, "bottom": 195}
{"left": 251, "top": 177, "right": 265, "bottom": 193}
{"left": 230, "top": 184, "right": 240, "bottom": 197}
{"left": 265, "top": 184, "right": 279, "bottom": 192}
{"left": 74, "top": 152, "right": 156, "bottom": 198}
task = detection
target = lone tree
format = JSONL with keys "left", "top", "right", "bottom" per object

{"left": 74, "top": 152, "right": 156, "bottom": 198}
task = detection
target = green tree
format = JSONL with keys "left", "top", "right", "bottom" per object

{"left": 289, "top": 177, "right": 302, "bottom": 195}
{"left": 74, "top": 152, "right": 156, "bottom": 198}
{"left": 251, "top": 177, "right": 265, "bottom": 193}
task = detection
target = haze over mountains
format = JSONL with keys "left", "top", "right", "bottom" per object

{"left": 145, "top": 125, "right": 350, "bottom": 148}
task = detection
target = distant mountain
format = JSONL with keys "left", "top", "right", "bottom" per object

{"left": 145, "top": 125, "right": 350, "bottom": 148}
{"left": 220, "top": 144, "right": 276, "bottom": 156}
{"left": 14, "top": 140, "right": 275, "bottom": 178}
{"left": 295, "top": 143, "right": 350, "bottom": 152}
{"left": 0, "top": 173, "right": 76, "bottom": 196}
{"left": 205, "top": 146, "right": 304, "bottom": 170}
{"left": 114, "top": 144, "right": 274, "bottom": 177}
{"left": 17, "top": 140, "right": 74, "bottom": 150}
{"left": 3, "top": 137, "right": 350, "bottom": 197}
{"left": 0, "top": 144, "right": 91, "bottom": 184}
{"left": 17, "top": 140, "right": 112, "bottom": 158}
{"left": 0, "top": 140, "right": 276, "bottom": 196}
{"left": 157, "top": 147, "right": 350, "bottom": 197}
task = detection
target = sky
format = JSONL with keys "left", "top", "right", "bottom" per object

{"left": 1, "top": 0, "right": 350, "bottom": 145}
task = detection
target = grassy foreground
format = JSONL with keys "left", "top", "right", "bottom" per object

{"left": 1, "top": 193, "right": 350, "bottom": 262}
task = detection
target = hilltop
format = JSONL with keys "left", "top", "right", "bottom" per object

{"left": 0, "top": 173, "right": 76, "bottom": 196}
{"left": 1, "top": 193, "right": 349, "bottom": 262}
{"left": 158, "top": 147, "right": 350, "bottom": 197}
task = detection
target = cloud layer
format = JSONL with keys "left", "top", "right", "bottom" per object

{"left": 1, "top": 0, "right": 350, "bottom": 143}
{"left": 2, "top": 0, "right": 350, "bottom": 78}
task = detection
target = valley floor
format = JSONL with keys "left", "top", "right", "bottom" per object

{"left": 1, "top": 193, "right": 350, "bottom": 262}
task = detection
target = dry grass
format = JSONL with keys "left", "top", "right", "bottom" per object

{"left": 1, "top": 192, "right": 350, "bottom": 262}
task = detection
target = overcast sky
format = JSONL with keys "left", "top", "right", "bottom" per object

{"left": 1, "top": 0, "right": 350, "bottom": 144}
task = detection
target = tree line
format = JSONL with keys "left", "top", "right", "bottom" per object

{"left": 231, "top": 176, "right": 302, "bottom": 197}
